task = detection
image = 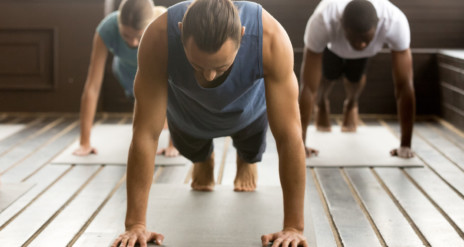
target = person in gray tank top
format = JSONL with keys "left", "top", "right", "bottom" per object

{"left": 112, "top": 0, "right": 308, "bottom": 246}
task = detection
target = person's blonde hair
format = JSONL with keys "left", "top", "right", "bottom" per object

{"left": 118, "top": 0, "right": 155, "bottom": 30}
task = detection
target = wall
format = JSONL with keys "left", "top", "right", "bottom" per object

{"left": 0, "top": 0, "right": 463, "bottom": 114}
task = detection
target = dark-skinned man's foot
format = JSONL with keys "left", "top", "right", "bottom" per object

{"left": 342, "top": 102, "right": 358, "bottom": 132}
{"left": 315, "top": 106, "right": 332, "bottom": 132}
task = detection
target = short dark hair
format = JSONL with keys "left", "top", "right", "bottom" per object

{"left": 181, "top": 0, "right": 242, "bottom": 53}
{"left": 342, "top": 0, "right": 379, "bottom": 33}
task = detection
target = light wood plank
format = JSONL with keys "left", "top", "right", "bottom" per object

{"left": 73, "top": 183, "right": 127, "bottom": 246}
{"left": 414, "top": 123, "right": 464, "bottom": 171}
{"left": 2, "top": 119, "right": 80, "bottom": 182}
{"left": 0, "top": 118, "right": 74, "bottom": 173}
{"left": 73, "top": 167, "right": 160, "bottom": 246}
{"left": 404, "top": 167, "right": 464, "bottom": 236}
{"left": 0, "top": 117, "right": 56, "bottom": 156}
{"left": 0, "top": 165, "right": 70, "bottom": 229}
{"left": 345, "top": 168, "right": 425, "bottom": 246}
{"left": 28, "top": 166, "right": 126, "bottom": 247}
{"left": 315, "top": 168, "right": 382, "bottom": 247}
{"left": 155, "top": 164, "right": 192, "bottom": 184}
{"left": 375, "top": 168, "right": 464, "bottom": 246}
{"left": 306, "top": 169, "right": 338, "bottom": 247}
{"left": 383, "top": 120, "right": 464, "bottom": 197}
{"left": 0, "top": 183, "right": 34, "bottom": 213}
{"left": 0, "top": 166, "right": 100, "bottom": 246}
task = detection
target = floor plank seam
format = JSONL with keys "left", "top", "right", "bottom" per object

{"left": 378, "top": 119, "right": 464, "bottom": 199}
{"left": 67, "top": 171, "right": 127, "bottom": 246}
{"left": 426, "top": 122, "right": 464, "bottom": 151}
{"left": 340, "top": 168, "right": 387, "bottom": 247}
{"left": 117, "top": 117, "right": 128, "bottom": 125}
{"left": 370, "top": 168, "right": 431, "bottom": 246}
{"left": 216, "top": 137, "right": 231, "bottom": 185}
{"left": 0, "top": 117, "right": 59, "bottom": 158}
{"left": 434, "top": 116, "right": 464, "bottom": 138}
{"left": 153, "top": 166, "right": 164, "bottom": 183}
{"left": 0, "top": 117, "right": 43, "bottom": 156}
{"left": 183, "top": 165, "right": 193, "bottom": 184}
{"left": 413, "top": 129, "right": 464, "bottom": 173}
{"left": 310, "top": 168, "right": 344, "bottom": 247}
{"left": 401, "top": 169, "right": 464, "bottom": 239}
{"left": 5, "top": 116, "right": 25, "bottom": 124}
{"left": 21, "top": 121, "right": 80, "bottom": 182}
{"left": 21, "top": 166, "right": 105, "bottom": 246}
{"left": 2, "top": 119, "right": 80, "bottom": 177}
{"left": 0, "top": 166, "right": 74, "bottom": 231}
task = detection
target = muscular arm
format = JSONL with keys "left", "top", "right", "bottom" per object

{"left": 299, "top": 48, "right": 323, "bottom": 156}
{"left": 261, "top": 10, "right": 307, "bottom": 246}
{"left": 391, "top": 48, "right": 415, "bottom": 156}
{"left": 76, "top": 33, "right": 108, "bottom": 154}
{"left": 113, "top": 13, "right": 168, "bottom": 247}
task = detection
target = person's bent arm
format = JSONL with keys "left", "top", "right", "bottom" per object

{"left": 260, "top": 10, "right": 308, "bottom": 247}
{"left": 391, "top": 48, "right": 416, "bottom": 158}
{"left": 299, "top": 48, "right": 323, "bottom": 157}
{"left": 112, "top": 13, "right": 169, "bottom": 247}
{"left": 74, "top": 32, "right": 108, "bottom": 156}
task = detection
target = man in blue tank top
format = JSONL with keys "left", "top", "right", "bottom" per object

{"left": 112, "top": 1, "right": 308, "bottom": 246}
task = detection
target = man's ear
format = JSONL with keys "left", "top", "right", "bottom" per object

{"left": 178, "top": 22, "right": 182, "bottom": 31}
{"left": 241, "top": 26, "right": 246, "bottom": 37}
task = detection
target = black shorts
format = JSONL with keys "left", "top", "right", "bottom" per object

{"left": 322, "top": 48, "right": 369, "bottom": 83}
{"left": 168, "top": 113, "right": 268, "bottom": 163}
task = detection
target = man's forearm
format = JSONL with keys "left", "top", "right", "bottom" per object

{"left": 277, "top": 138, "right": 306, "bottom": 231}
{"left": 125, "top": 137, "right": 157, "bottom": 228}
{"left": 396, "top": 84, "right": 416, "bottom": 147}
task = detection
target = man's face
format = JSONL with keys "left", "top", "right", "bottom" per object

{"left": 183, "top": 37, "right": 239, "bottom": 83}
{"left": 344, "top": 27, "right": 376, "bottom": 51}
{"left": 119, "top": 24, "right": 144, "bottom": 49}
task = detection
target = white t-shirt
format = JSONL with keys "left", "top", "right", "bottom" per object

{"left": 304, "top": 0, "right": 410, "bottom": 59}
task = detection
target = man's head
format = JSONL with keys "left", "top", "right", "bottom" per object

{"left": 180, "top": 0, "right": 245, "bottom": 82}
{"left": 118, "top": 0, "right": 155, "bottom": 48}
{"left": 342, "top": 0, "right": 379, "bottom": 50}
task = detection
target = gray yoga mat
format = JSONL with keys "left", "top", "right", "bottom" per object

{"left": 144, "top": 185, "right": 316, "bottom": 247}
{"left": 51, "top": 125, "right": 188, "bottom": 166}
{"left": 305, "top": 126, "right": 424, "bottom": 167}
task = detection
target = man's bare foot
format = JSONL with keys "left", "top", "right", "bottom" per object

{"left": 341, "top": 102, "right": 358, "bottom": 132}
{"left": 191, "top": 154, "right": 215, "bottom": 191}
{"left": 234, "top": 154, "right": 257, "bottom": 192}
{"left": 315, "top": 106, "right": 332, "bottom": 132}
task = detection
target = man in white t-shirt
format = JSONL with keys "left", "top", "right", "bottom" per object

{"left": 299, "top": 0, "right": 416, "bottom": 159}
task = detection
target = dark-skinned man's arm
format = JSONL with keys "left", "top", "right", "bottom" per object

{"left": 390, "top": 48, "right": 416, "bottom": 158}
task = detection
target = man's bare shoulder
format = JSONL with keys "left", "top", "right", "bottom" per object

{"left": 261, "top": 9, "right": 293, "bottom": 76}
{"left": 145, "top": 11, "right": 168, "bottom": 42}
{"left": 138, "top": 12, "right": 168, "bottom": 73}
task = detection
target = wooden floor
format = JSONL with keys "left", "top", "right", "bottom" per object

{"left": 0, "top": 113, "right": 463, "bottom": 247}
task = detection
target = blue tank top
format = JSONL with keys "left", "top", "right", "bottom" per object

{"left": 167, "top": 1, "right": 265, "bottom": 139}
{"left": 97, "top": 11, "right": 138, "bottom": 97}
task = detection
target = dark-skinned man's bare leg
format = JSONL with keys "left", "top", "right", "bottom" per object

{"left": 234, "top": 153, "right": 257, "bottom": 192}
{"left": 191, "top": 152, "right": 215, "bottom": 191}
{"left": 315, "top": 78, "right": 336, "bottom": 132}
{"left": 341, "top": 75, "right": 366, "bottom": 132}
